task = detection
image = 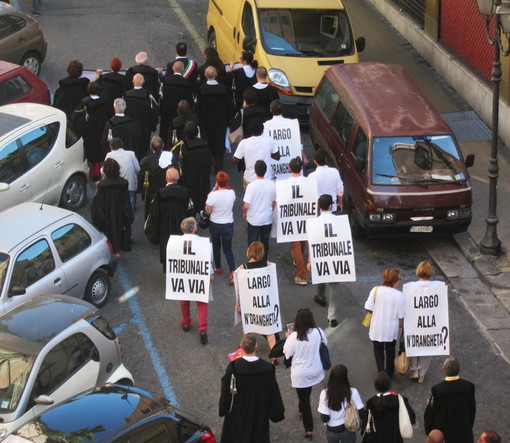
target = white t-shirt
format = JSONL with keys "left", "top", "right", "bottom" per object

{"left": 308, "top": 165, "right": 344, "bottom": 203}
{"left": 104, "top": 149, "right": 140, "bottom": 191}
{"left": 283, "top": 328, "right": 325, "bottom": 388}
{"left": 206, "top": 189, "right": 235, "bottom": 224}
{"left": 244, "top": 179, "right": 276, "bottom": 226}
{"left": 365, "top": 285, "right": 405, "bottom": 342}
{"left": 318, "top": 387, "right": 364, "bottom": 427}
{"left": 233, "top": 135, "right": 278, "bottom": 183}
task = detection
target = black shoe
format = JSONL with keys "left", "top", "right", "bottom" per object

{"left": 182, "top": 325, "right": 190, "bottom": 332}
{"left": 314, "top": 294, "right": 327, "bottom": 307}
{"left": 304, "top": 432, "right": 314, "bottom": 440}
{"left": 329, "top": 319, "right": 339, "bottom": 328}
{"left": 200, "top": 330, "right": 208, "bottom": 345}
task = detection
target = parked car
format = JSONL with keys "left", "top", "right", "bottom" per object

{"left": 0, "top": 202, "right": 116, "bottom": 313}
{"left": 0, "top": 61, "right": 50, "bottom": 106}
{"left": 0, "top": 103, "right": 89, "bottom": 212}
{"left": 5, "top": 384, "right": 216, "bottom": 442}
{"left": 0, "top": 295, "right": 134, "bottom": 438}
{"left": 309, "top": 62, "right": 475, "bottom": 237}
{"left": 0, "top": 3, "right": 47, "bottom": 75}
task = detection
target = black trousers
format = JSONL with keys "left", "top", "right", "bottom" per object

{"left": 296, "top": 386, "right": 313, "bottom": 433}
{"left": 373, "top": 340, "right": 396, "bottom": 377}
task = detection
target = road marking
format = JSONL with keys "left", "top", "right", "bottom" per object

{"left": 165, "top": 0, "right": 207, "bottom": 50}
{"left": 117, "top": 262, "right": 179, "bottom": 405}
{"left": 470, "top": 174, "right": 489, "bottom": 184}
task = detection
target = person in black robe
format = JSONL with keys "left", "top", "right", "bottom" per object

{"left": 125, "top": 73, "right": 159, "bottom": 153}
{"left": 53, "top": 59, "right": 90, "bottom": 119}
{"left": 160, "top": 61, "right": 193, "bottom": 146}
{"left": 424, "top": 356, "right": 476, "bottom": 443}
{"left": 179, "top": 122, "right": 211, "bottom": 216}
{"left": 71, "top": 81, "right": 110, "bottom": 180}
{"left": 96, "top": 57, "right": 125, "bottom": 112}
{"left": 168, "top": 99, "right": 198, "bottom": 146}
{"left": 163, "top": 42, "right": 199, "bottom": 93}
{"left": 102, "top": 98, "right": 144, "bottom": 161}
{"left": 91, "top": 158, "right": 134, "bottom": 255}
{"left": 197, "top": 66, "right": 230, "bottom": 172}
{"left": 248, "top": 67, "right": 279, "bottom": 121}
{"left": 145, "top": 167, "right": 194, "bottom": 267}
{"left": 124, "top": 51, "right": 160, "bottom": 101}
{"left": 198, "top": 47, "right": 228, "bottom": 86}
{"left": 138, "top": 136, "right": 166, "bottom": 220}
{"left": 219, "top": 334, "right": 285, "bottom": 443}
{"left": 228, "top": 51, "right": 258, "bottom": 112}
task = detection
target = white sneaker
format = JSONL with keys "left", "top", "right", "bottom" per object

{"left": 409, "top": 370, "right": 419, "bottom": 379}
{"left": 418, "top": 375, "right": 425, "bottom": 383}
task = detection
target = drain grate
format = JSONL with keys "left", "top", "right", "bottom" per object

{"left": 441, "top": 111, "right": 492, "bottom": 142}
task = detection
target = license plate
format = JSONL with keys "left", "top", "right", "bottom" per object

{"left": 410, "top": 226, "right": 433, "bottom": 233}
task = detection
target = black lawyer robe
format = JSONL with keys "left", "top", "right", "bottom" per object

{"left": 219, "top": 358, "right": 285, "bottom": 443}
{"left": 160, "top": 75, "right": 193, "bottom": 146}
{"left": 124, "top": 64, "right": 160, "bottom": 101}
{"left": 124, "top": 88, "right": 158, "bottom": 152}
{"left": 138, "top": 150, "right": 166, "bottom": 220}
{"left": 97, "top": 72, "right": 125, "bottom": 110}
{"left": 181, "top": 137, "right": 211, "bottom": 216}
{"left": 229, "top": 67, "right": 257, "bottom": 112}
{"left": 102, "top": 115, "right": 144, "bottom": 161}
{"left": 53, "top": 76, "right": 90, "bottom": 119}
{"left": 76, "top": 96, "right": 111, "bottom": 163}
{"left": 248, "top": 84, "right": 279, "bottom": 121}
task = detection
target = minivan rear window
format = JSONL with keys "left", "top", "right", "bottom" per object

{"left": 371, "top": 135, "right": 467, "bottom": 186}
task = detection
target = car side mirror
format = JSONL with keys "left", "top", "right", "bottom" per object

{"left": 465, "top": 153, "right": 475, "bottom": 168}
{"left": 242, "top": 35, "right": 257, "bottom": 53}
{"left": 354, "top": 157, "right": 365, "bottom": 172}
{"left": 0, "top": 183, "right": 9, "bottom": 192}
{"left": 9, "top": 287, "right": 26, "bottom": 297}
{"left": 356, "top": 37, "right": 366, "bottom": 53}
{"left": 34, "top": 395, "right": 54, "bottom": 406}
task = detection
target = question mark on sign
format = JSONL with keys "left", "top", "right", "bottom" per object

{"left": 441, "top": 326, "right": 448, "bottom": 350}
{"left": 274, "top": 304, "right": 279, "bottom": 328}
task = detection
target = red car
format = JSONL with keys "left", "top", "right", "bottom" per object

{"left": 0, "top": 60, "right": 50, "bottom": 106}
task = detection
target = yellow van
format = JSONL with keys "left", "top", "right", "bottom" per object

{"left": 206, "top": 0, "right": 364, "bottom": 121}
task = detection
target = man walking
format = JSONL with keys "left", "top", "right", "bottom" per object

{"left": 308, "top": 149, "right": 344, "bottom": 212}
{"left": 248, "top": 67, "right": 279, "bottom": 121}
{"left": 424, "top": 356, "right": 476, "bottom": 443}
{"left": 219, "top": 333, "right": 285, "bottom": 443}
{"left": 124, "top": 51, "right": 160, "bottom": 101}
{"left": 138, "top": 136, "right": 166, "bottom": 220}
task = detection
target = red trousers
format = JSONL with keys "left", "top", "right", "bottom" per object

{"left": 180, "top": 301, "right": 208, "bottom": 331}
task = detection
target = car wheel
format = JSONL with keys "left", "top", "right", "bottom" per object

{"left": 116, "top": 378, "right": 134, "bottom": 387}
{"left": 208, "top": 30, "right": 217, "bottom": 50}
{"left": 60, "top": 174, "right": 87, "bottom": 211}
{"left": 348, "top": 203, "right": 366, "bottom": 239}
{"left": 85, "top": 270, "right": 110, "bottom": 308}
{"left": 20, "top": 52, "right": 42, "bottom": 76}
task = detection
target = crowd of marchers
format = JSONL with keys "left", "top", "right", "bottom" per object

{"left": 48, "top": 45, "right": 501, "bottom": 443}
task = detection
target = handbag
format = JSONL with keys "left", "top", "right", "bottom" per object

{"left": 344, "top": 389, "right": 361, "bottom": 431}
{"left": 228, "top": 109, "right": 244, "bottom": 147}
{"left": 394, "top": 333, "right": 409, "bottom": 375}
{"left": 398, "top": 394, "right": 413, "bottom": 438}
{"left": 316, "top": 328, "right": 331, "bottom": 370}
{"left": 361, "top": 408, "right": 376, "bottom": 443}
{"left": 198, "top": 210, "right": 210, "bottom": 229}
{"left": 362, "top": 286, "right": 379, "bottom": 327}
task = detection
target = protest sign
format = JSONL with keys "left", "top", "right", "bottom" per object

{"left": 307, "top": 214, "right": 356, "bottom": 284}
{"left": 234, "top": 263, "right": 282, "bottom": 335}
{"left": 264, "top": 117, "right": 301, "bottom": 180}
{"left": 403, "top": 281, "right": 449, "bottom": 356}
{"left": 276, "top": 176, "right": 318, "bottom": 242}
{"left": 165, "top": 235, "right": 211, "bottom": 303}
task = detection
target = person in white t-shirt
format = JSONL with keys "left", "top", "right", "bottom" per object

{"left": 308, "top": 149, "right": 344, "bottom": 211}
{"left": 318, "top": 364, "right": 365, "bottom": 443}
{"left": 232, "top": 120, "right": 280, "bottom": 187}
{"left": 243, "top": 160, "right": 276, "bottom": 261}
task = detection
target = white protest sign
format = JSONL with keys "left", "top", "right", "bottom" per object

{"left": 276, "top": 176, "right": 318, "bottom": 242}
{"left": 235, "top": 263, "right": 282, "bottom": 335}
{"left": 165, "top": 235, "right": 211, "bottom": 303}
{"left": 307, "top": 214, "right": 356, "bottom": 284}
{"left": 403, "top": 281, "right": 449, "bottom": 356}
{"left": 264, "top": 117, "right": 302, "bottom": 180}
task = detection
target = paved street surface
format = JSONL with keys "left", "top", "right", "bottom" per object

{"left": 16, "top": 0, "right": 510, "bottom": 440}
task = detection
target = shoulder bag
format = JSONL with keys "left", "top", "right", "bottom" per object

{"left": 316, "top": 328, "right": 331, "bottom": 370}
{"left": 344, "top": 388, "right": 361, "bottom": 431}
{"left": 228, "top": 109, "right": 244, "bottom": 147}
{"left": 398, "top": 394, "right": 413, "bottom": 438}
{"left": 227, "top": 360, "right": 238, "bottom": 414}
{"left": 394, "top": 332, "right": 409, "bottom": 375}
{"left": 198, "top": 209, "right": 210, "bottom": 229}
{"left": 362, "top": 286, "right": 379, "bottom": 327}
{"left": 361, "top": 408, "right": 376, "bottom": 443}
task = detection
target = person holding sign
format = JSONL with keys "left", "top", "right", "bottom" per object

{"left": 364, "top": 268, "right": 405, "bottom": 378}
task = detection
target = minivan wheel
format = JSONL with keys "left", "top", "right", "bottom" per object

{"left": 60, "top": 174, "right": 87, "bottom": 211}
{"left": 208, "top": 30, "right": 217, "bottom": 50}
{"left": 20, "top": 52, "right": 42, "bottom": 76}
{"left": 85, "top": 270, "right": 110, "bottom": 308}
{"left": 348, "top": 205, "right": 366, "bottom": 239}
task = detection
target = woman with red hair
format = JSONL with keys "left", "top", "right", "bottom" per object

{"left": 97, "top": 57, "right": 125, "bottom": 108}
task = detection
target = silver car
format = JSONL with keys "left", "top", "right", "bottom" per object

{"left": 0, "top": 294, "right": 134, "bottom": 438}
{"left": 0, "top": 202, "right": 116, "bottom": 314}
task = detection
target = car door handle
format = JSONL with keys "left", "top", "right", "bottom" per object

{"left": 18, "top": 37, "right": 26, "bottom": 43}
{"left": 54, "top": 278, "right": 62, "bottom": 286}
{"left": 20, "top": 184, "right": 30, "bottom": 192}
{"left": 233, "top": 27, "right": 236, "bottom": 40}
{"left": 54, "top": 161, "right": 64, "bottom": 168}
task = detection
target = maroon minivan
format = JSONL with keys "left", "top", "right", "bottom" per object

{"left": 309, "top": 62, "right": 474, "bottom": 237}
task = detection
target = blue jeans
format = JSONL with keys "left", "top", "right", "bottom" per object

{"left": 326, "top": 428, "right": 356, "bottom": 443}
{"left": 209, "top": 221, "right": 235, "bottom": 272}
{"left": 247, "top": 223, "right": 271, "bottom": 260}
{"left": 129, "top": 191, "right": 136, "bottom": 213}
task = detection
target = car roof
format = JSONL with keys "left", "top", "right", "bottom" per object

{"left": 0, "top": 295, "right": 98, "bottom": 355}
{"left": 255, "top": 0, "right": 345, "bottom": 8}
{"left": 0, "top": 203, "right": 76, "bottom": 251}
{"left": 0, "top": 61, "right": 22, "bottom": 76}
{"left": 0, "top": 104, "right": 62, "bottom": 138}
{"left": 324, "top": 62, "right": 452, "bottom": 137}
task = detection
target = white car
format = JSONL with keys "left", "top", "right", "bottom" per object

{"left": 0, "top": 103, "right": 89, "bottom": 213}
{"left": 0, "top": 202, "right": 116, "bottom": 314}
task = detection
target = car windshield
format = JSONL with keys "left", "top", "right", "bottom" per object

{"left": 371, "top": 135, "right": 467, "bottom": 186}
{"left": 0, "top": 349, "right": 35, "bottom": 413}
{"left": 0, "top": 253, "right": 8, "bottom": 293}
{"left": 258, "top": 9, "right": 354, "bottom": 57}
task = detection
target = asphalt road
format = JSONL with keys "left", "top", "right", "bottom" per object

{"left": 17, "top": 0, "right": 510, "bottom": 440}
